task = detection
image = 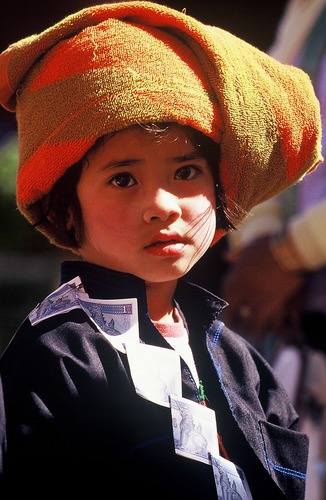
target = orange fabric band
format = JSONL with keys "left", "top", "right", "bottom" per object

{"left": 0, "top": 1, "right": 322, "bottom": 237}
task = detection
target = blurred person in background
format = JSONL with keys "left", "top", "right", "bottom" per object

{"left": 221, "top": 1, "right": 326, "bottom": 498}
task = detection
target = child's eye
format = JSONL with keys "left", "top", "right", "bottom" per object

{"left": 109, "top": 173, "right": 137, "bottom": 188}
{"left": 175, "top": 165, "right": 201, "bottom": 180}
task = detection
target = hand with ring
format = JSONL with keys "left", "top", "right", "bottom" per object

{"left": 220, "top": 236, "right": 305, "bottom": 339}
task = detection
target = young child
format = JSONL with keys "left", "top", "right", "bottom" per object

{"left": 0, "top": 2, "right": 322, "bottom": 498}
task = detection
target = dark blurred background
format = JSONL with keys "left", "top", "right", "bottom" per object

{"left": 0, "top": 0, "right": 287, "bottom": 352}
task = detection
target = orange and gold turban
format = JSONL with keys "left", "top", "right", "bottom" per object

{"left": 0, "top": 1, "right": 323, "bottom": 240}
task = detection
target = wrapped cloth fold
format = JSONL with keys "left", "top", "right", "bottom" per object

{"left": 0, "top": 1, "right": 322, "bottom": 238}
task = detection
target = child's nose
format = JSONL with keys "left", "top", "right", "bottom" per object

{"left": 143, "top": 188, "right": 182, "bottom": 223}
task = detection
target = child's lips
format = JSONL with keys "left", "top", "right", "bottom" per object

{"left": 145, "top": 242, "right": 185, "bottom": 256}
{"left": 146, "top": 232, "right": 185, "bottom": 247}
{"left": 145, "top": 234, "right": 186, "bottom": 255}
{"left": 148, "top": 239, "right": 180, "bottom": 247}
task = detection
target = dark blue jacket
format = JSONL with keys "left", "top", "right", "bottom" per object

{"left": 0, "top": 261, "right": 308, "bottom": 498}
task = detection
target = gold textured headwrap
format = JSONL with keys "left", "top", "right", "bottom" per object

{"left": 0, "top": 1, "right": 322, "bottom": 243}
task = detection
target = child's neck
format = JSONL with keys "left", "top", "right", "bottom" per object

{"left": 146, "top": 279, "right": 178, "bottom": 324}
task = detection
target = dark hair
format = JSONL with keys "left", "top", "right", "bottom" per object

{"left": 31, "top": 123, "right": 234, "bottom": 251}
{"left": 30, "top": 161, "right": 84, "bottom": 251}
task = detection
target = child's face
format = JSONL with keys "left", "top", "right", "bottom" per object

{"left": 76, "top": 124, "right": 217, "bottom": 283}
